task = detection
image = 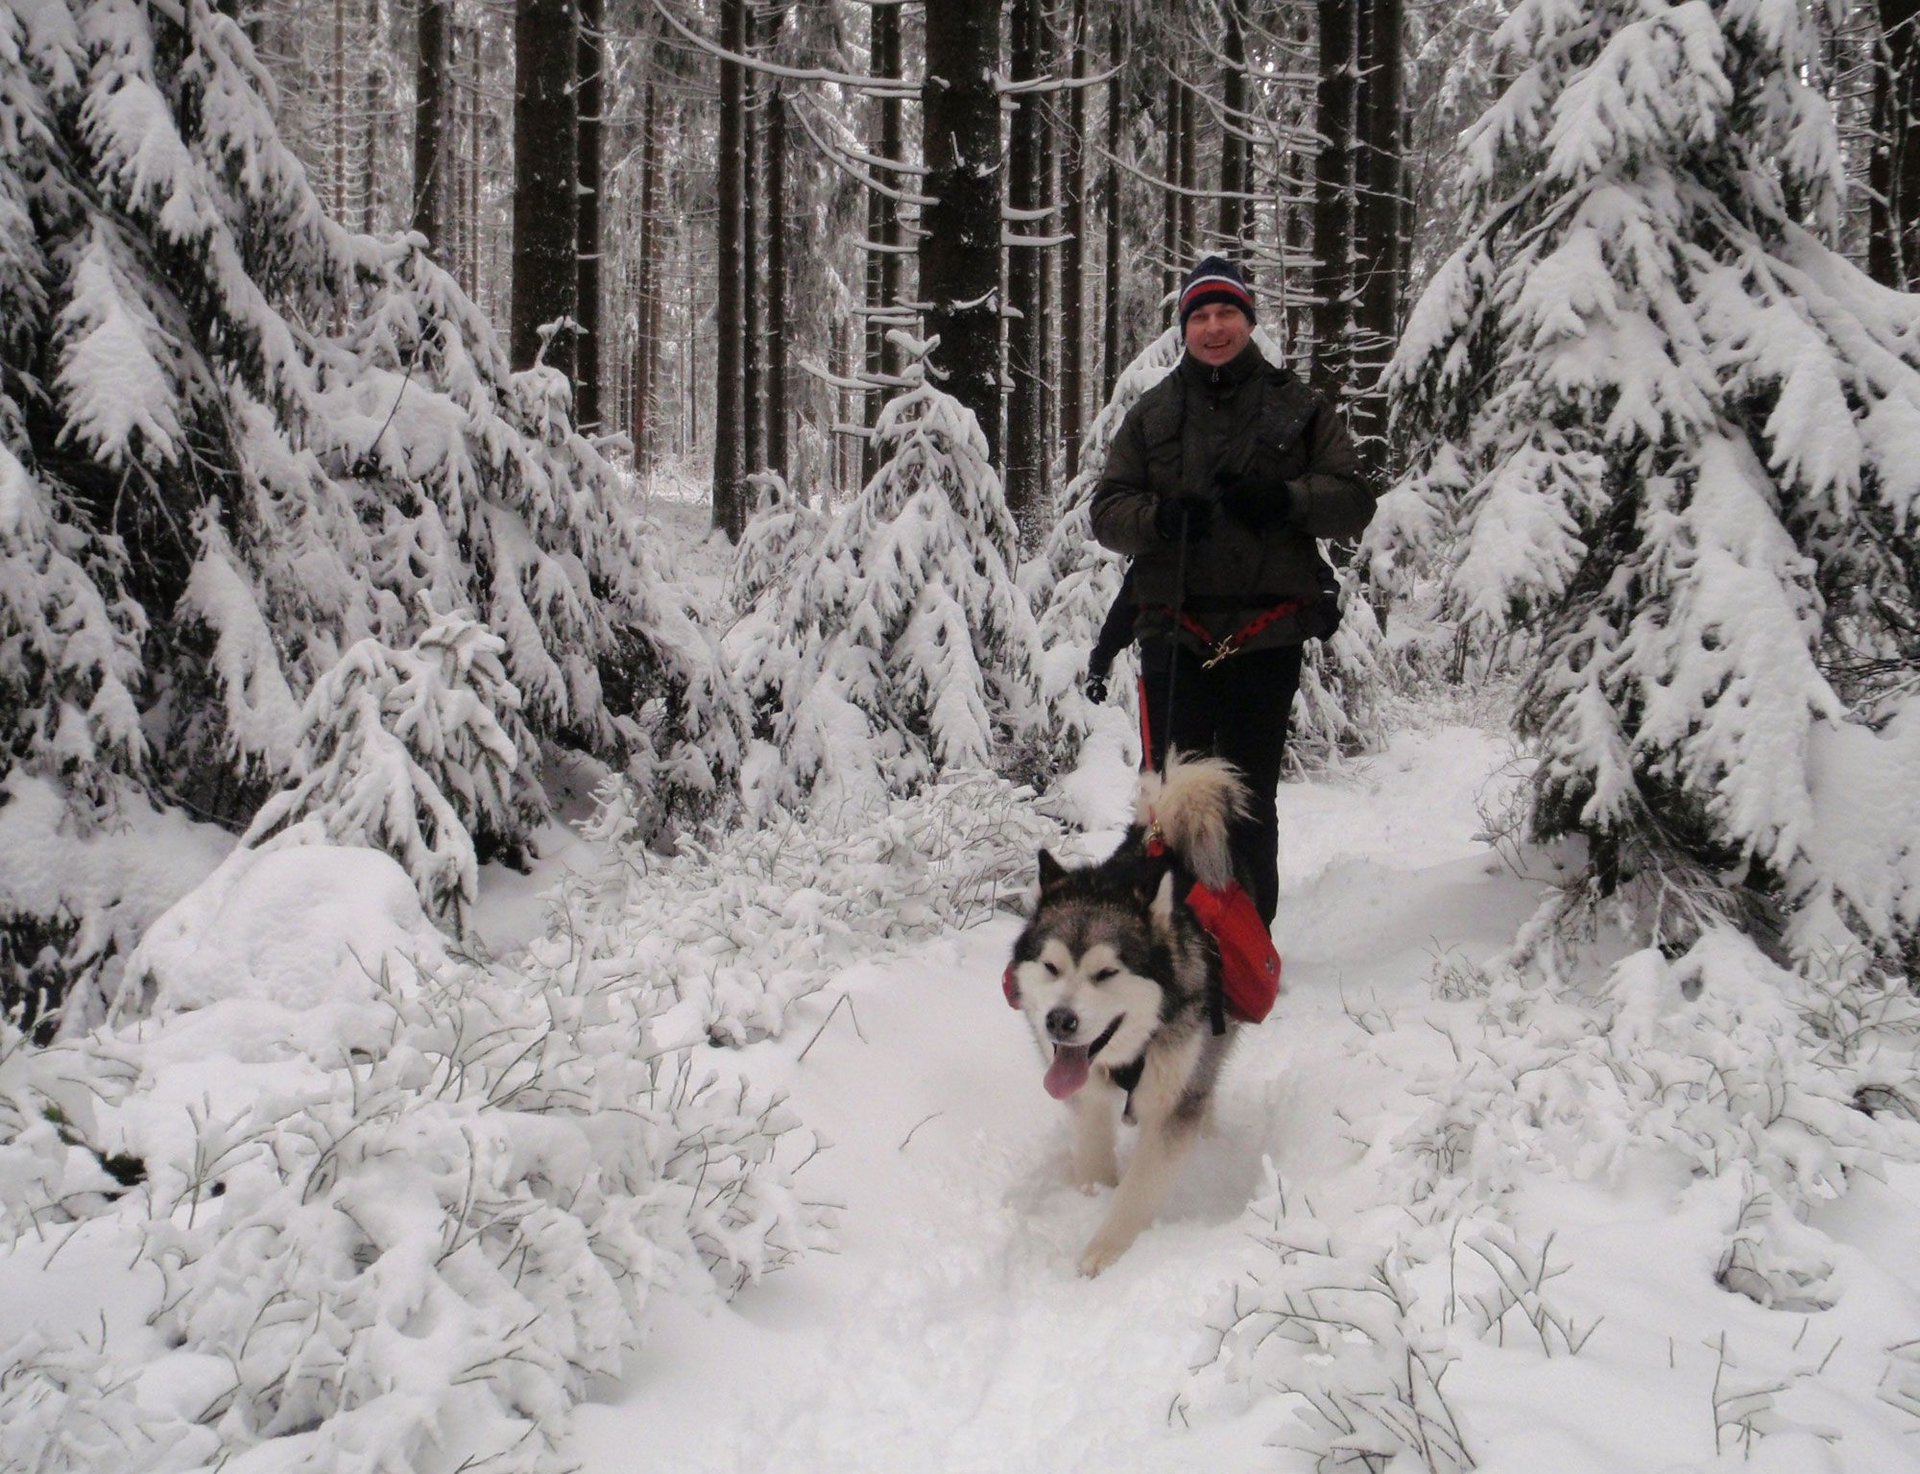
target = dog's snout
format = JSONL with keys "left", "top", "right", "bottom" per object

{"left": 1046, "top": 1006, "right": 1078, "bottom": 1039}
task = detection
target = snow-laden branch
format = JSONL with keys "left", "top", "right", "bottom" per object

{"left": 649, "top": 0, "right": 918, "bottom": 97}
{"left": 791, "top": 97, "right": 935, "bottom": 208}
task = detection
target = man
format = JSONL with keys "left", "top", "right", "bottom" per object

{"left": 1090, "top": 255, "right": 1376, "bottom": 926}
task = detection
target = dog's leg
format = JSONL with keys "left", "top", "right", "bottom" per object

{"left": 1078, "top": 1112, "right": 1199, "bottom": 1276}
{"left": 1078, "top": 1037, "right": 1207, "bottom": 1276}
{"left": 1068, "top": 1075, "right": 1120, "bottom": 1191}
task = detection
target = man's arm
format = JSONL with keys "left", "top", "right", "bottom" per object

{"left": 1287, "top": 401, "right": 1377, "bottom": 541}
{"left": 1088, "top": 409, "right": 1162, "bottom": 556}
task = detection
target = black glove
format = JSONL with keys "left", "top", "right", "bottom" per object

{"left": 1153, "top": 494, "right": 1213, "bottom": 542}
{"left": 1084, "top": 669, "right": 1109, "bottom": 704}
{"left": 1218, "top": 474, "right": 1295, "bottom": 531}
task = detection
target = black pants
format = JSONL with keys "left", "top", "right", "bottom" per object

{"left": 1141, "top": 641, "right": 1303, "bottom": 926}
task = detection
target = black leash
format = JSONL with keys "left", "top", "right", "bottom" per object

{"left": 1157, "top": 503, "right": 1228, "bottom": 1037}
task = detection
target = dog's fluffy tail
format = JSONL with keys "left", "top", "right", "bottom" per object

{"left": 1135, "top": 750, "right": 1247, "bottom": 892}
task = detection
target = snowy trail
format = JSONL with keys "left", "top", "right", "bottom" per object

{"left": 571, "top": 727, "right": 1540, "bottom": 1473}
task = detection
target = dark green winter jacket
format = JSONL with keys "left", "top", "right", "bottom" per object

{"left": 1089, "top": 342, "right": 1375, "bottom": 654}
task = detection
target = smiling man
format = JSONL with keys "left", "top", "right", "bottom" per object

{"left": 1088, "top": 254, "right": 1376, "bottom": 927}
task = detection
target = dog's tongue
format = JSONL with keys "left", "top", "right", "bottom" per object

{"left": 1045, "top": 1044, "right": 1091, "bottom": 1100}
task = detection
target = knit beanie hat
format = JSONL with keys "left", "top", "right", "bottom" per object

{"left": 1178, "top": 255, "right": 1257, "bottom": 331}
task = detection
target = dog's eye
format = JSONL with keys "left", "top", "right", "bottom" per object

{"left": 1092, "top": 967, "right": 1119, "bottom": 983}
{"left": 1043, "top": 961, "right": 1061, "bottom": 978}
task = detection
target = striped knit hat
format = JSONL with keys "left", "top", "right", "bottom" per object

{"left": 1178, "top": 255, "right": 1257, "bottom": 331}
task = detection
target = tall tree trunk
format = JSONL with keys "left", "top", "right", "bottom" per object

{"left": 512, "top": 0, "right": 576, "bottom": 378}
{"left": 362, "top": 0, "right": 380, "bottom": 232}
{"left": 767, "top": 80, "right": 790, "bottom": 485}
{"left": 1007, "top": 0, "right": 1046, "bottom": 535}
{"left": 1873, "top": 0, "right": 1920, "bottom": 288}
{"left": 633, "top": 76, "right": 659, "bottom": 472}
{"left": 743, "top": 14, "right": 764, "bottom": 476}
{"left": 575, "top": 0, "right": 603, "bottom": 429}
{"left": 333, "top": 0, "right": 348, "bottom": 216}
{"left": 1219, "top": 0, "right": 1250, "bottom": 250}
{"left": 413, "top": 0, "right": 447, "bottom": 250}
{"left": 877, "top": 6, "right": 904, "bottom": 383}
{"left": 1161, "top": 73, "right": 1182, "bottom": 301}
{"left": 712, "top": 0, "right": 747, "bottom": 536}
{"left": 1311, "top": 0, "right": 1357, "bottom": 397}
{"left": 1102, "top": 5, "right": 1123, "bottom": 399}
{"left": 1176, "top": 76, "right": 1198, "bottom": 266}
{"left": 1355, "top": 0, "right": 1404, "bottom": 473}
{"left": 921, "top": 2, "right": 1004, "bottom": 466}
{"left": 1060, "top": 0, "right": 1087, "bottom": 475}
{"left": 862, "top": 2, "right": 902, "bottom": 485}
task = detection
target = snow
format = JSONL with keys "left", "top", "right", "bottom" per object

{"left": 6, "top": 694, "right": 1920, "bottom": 1473}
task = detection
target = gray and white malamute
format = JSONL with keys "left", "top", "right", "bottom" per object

{"left": 1006, "top": 754, "right": 1245, "bottom": 1276}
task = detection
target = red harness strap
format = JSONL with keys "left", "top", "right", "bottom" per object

{"left": 1140, "top": 599, "right": 1310, "bottom": 668}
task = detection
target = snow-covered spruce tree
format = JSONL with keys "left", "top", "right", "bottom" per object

{"left": 723, "top": 472, "right": 826, "bottom": 619}
{"left": 0, "top": 1, "right": 738, "bottom": 987}
{"left": 729, "top": 334, "right": 1044, "bottom": 811}
{"left": 242, "top": 604, "right": 536, "bottom": 927}
{"left": 1387, "top": 0, "right": 1920, "bottom": 967}
{"left": 1031, "top": 325, "right": 1390, "bottom": 772}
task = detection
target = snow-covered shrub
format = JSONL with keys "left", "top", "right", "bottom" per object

{"left": 1191, "top": 1166, "right": 1475, "bottom": 1474}
{"left": 0, "top": 772, "right": 230, "bottom": 1037}
{"left": 243, "top": 607, "right": 538, "bottom": 927}
{"left": 730, "top": 336, "right": 1044, "bottom": 811}
{"left": 0, "top": 0, "right": 739, "bottom": 1005}
{"left": 1386, "top": 0, "right": 1920, "bottom": 963}
{"left": 559, "top": 768, "right": 1066, "bottom": 1046}
{"left": 0, "top": 1020, "right": 140, "bottom": 1237}
{"left": 0, "top": 854, "right": 829, "bottom": 1474}
{"left": 1395, "top": 929, "right": 1920, "bottom": 1311}
{"left": 724, "top": 473, "right": 826, "bottom": 618}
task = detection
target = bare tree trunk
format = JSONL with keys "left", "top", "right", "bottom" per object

{"left": 634, "top": 76, "right": 659, "bottom": 472}
{"left": 1161, "top": 73, "right": 1181, "bottom": 300}
{"left": 743, "top": 11, "right": 764, "bottom": 476}
{"left": 413, "top": 0, "right": 447, "bottom": 249}
{"left": 861, "top": 2, "right": 903, "bottom": 485}
{"left": 1311, "top": 0, "right": 1356, "bottom": 397}
{"left": 1354, "top": 0, "right": 1404, "bottom": 473}
{"left": 767, "top": 79, "right": 790, "bottom": 484}
{"left": 1218, "top": 0, "right": 1250, "bottom": 250}
{"left": 575, "top": 0, "right": 603, "bottom": 429}
{"left": 1060, "top": 0, "right": 1087, "bottom": 475}
{"left": 362, "top": 0, "right": 380, "bottom": 232}
{"left": 333, "top": 0, "right": 347, "bottom": 216}
{"left": 1007, "top": 0, "right": 1046, "bottom": 535}
{"left": 1176, "top": 74, "right": 1198, "bottom": 266}
{"left": 512, "top": 0, "right": 576, "bottom": 378}
{"left": 712, "top": 0, "right": 747, "bottom": 536}
{"left": 1102, "top": 5, "right": 1123, "bottom": 399}
{"left": 921, "top": 2, "right": 1004, "bottom": 466}
{"left": 1873, "top": 0, "right": 1920, "bottom": 288}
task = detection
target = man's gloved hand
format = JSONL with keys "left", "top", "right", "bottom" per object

{"left": 1217, "top": 473, "right": 1295, "bottom": 531}
{"left": 1084, "top": 668, "right": 1109, "bottom": 704}
{"left": 1153, "top": 494, "right": 1214, "bottom": 542}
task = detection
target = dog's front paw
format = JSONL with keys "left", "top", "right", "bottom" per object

{"left": 1069, "top": 1163, "right": 1118, "bottom": 1194}
{"left": 1077, "top": 1229, "right": 1137, "bottom": 1278}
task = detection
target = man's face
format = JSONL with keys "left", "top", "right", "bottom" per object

{"left": 1184, "top": 302, "right": 1252, "bottom": 367}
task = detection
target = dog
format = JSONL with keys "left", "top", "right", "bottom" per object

{"left": 1006, "top": 753, "right": 1245, "bottom": 1277}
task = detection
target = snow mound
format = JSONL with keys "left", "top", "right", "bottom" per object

{"left": 120, "top": 842, "right": 448, "bottom": 1018}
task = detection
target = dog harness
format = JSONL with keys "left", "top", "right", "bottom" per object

{"left": 1139, "top": 596, "right": 1310, "bottom": 667}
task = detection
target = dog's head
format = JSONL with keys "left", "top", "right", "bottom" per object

{"left": 1008, "top": 849, "right": 1179, "bottom": 1100}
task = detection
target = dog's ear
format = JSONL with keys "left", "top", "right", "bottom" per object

{"left": 1037, "top": 848, "right": 1068, "bottom": 894}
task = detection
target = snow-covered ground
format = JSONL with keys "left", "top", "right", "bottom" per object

{"left": 560, "top": 716, "right": 1920, "bottom": 1474}
{"left": 6, "top": 692, "right": 1919, "bottom": 1473}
